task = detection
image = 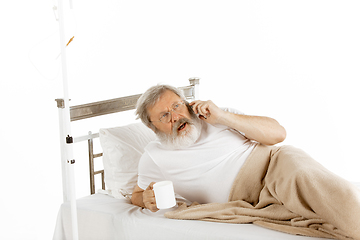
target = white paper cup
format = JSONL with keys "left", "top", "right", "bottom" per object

{"left": 153, "top": 181, "right": 176, "bottom": 209}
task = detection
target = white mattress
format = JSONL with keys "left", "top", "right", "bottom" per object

{"left": 53, "top": 193, "right": 334, "bottom": 240}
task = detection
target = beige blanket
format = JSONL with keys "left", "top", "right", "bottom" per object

{"left": 165, "top": 145, "right": 360, "bottom": 240}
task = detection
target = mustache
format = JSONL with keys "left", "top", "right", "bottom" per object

{"left": 172, "top": 118, "right": 192, "bottom": 135}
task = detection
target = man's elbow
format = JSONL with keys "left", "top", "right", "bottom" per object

{"left": 273, "top": 126, "right": 287, "bottom": 145}
{"left": 264, "top": 127, "right": 286, "bottom": 146}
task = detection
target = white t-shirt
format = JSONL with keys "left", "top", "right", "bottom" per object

{"left": 137, "top": 110, "right": 257, "bottom": 204}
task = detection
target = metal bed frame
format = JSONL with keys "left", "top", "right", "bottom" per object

{"left": 55, "top": 78, "right": 199, "bottom": 197}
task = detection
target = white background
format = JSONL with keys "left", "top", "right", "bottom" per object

{"left": 1, "top": 1, "right": 359, "bottom": 239}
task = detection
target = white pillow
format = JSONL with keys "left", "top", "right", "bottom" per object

{"left": 99, "top": 122, "right": 156, "bottom": 199}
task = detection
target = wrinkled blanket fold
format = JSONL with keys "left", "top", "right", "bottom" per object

{"left": 165, "top": 145, "right": 360, "bottom": 240}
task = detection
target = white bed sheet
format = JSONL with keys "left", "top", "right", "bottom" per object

{"left": 53, "top": 193, "right": 335, "bottom": 240}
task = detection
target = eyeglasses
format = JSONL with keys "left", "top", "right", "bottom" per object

{"left": 151, "top": 101, "right": 186, "bottom": 123}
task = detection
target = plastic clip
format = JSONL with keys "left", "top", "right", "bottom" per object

{"left": 66, "top": 135, "right": 73, "bottom": 144}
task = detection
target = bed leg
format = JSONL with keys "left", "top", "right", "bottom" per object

{"left": 101, "top": 171, "right": 105, "bottom": 190}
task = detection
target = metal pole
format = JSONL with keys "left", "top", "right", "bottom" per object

{"left": 55, "top": 99, "right": 68, "bottom": 203}
{"left": 57, "top": 0, "right": 78, "bottom": 239}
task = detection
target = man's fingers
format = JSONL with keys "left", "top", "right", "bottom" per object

{"left": 190, "top": 100, "right": 210, "bottom": 116}
{"left": 145, "top": 202, "right": 158, "bottom": 212}
{"left": 144, "top": 196, "right": 158, "bottom": 212}
{"left": 199, "top": 105, "right": 210, "bottom": 117}
{"left": 143, "top": 182, "right": 158, "bottom": 212}
{"left": 189, "top": 101, "right": 199, "bottom": 114}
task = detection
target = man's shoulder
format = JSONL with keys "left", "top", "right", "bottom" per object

{"left": 139, "top": 142, "right": 160, "bottom": 165}
{"left": 144, "top": 140, "right": 161, "bottom": 152}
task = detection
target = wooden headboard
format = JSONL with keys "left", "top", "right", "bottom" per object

{"left": 56, "top": 78, "right": 200, "bottom": 195}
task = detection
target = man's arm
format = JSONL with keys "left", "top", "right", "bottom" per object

{"left": 190, "top": 100, "right": 286, "bottom": 146}
{"left": 131, "top": 183, "right": 159, "bottom": 212}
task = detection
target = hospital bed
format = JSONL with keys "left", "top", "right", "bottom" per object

{"left": 53, "top": 78, "right": 355, "bottom": 240}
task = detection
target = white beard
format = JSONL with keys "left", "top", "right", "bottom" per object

{"left": 155, "top": 117, "right": 202, "bottom": 150}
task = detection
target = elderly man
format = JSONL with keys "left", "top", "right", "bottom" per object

{"left": 131, "top": 84, "right": 286, "bottom": 207}
{"left": 131, "top": 84, "right": 360, "bottom": 240}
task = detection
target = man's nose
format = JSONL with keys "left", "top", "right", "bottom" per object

{"left": 171, "top": 111, "right": 181, "bottom": 122}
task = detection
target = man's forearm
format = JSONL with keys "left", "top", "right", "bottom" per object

{"left": 190, "top": 100, "right": 286, "bottom": 145}
{"left": 220, "top": 111, "right": 286, "bottom": 145}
